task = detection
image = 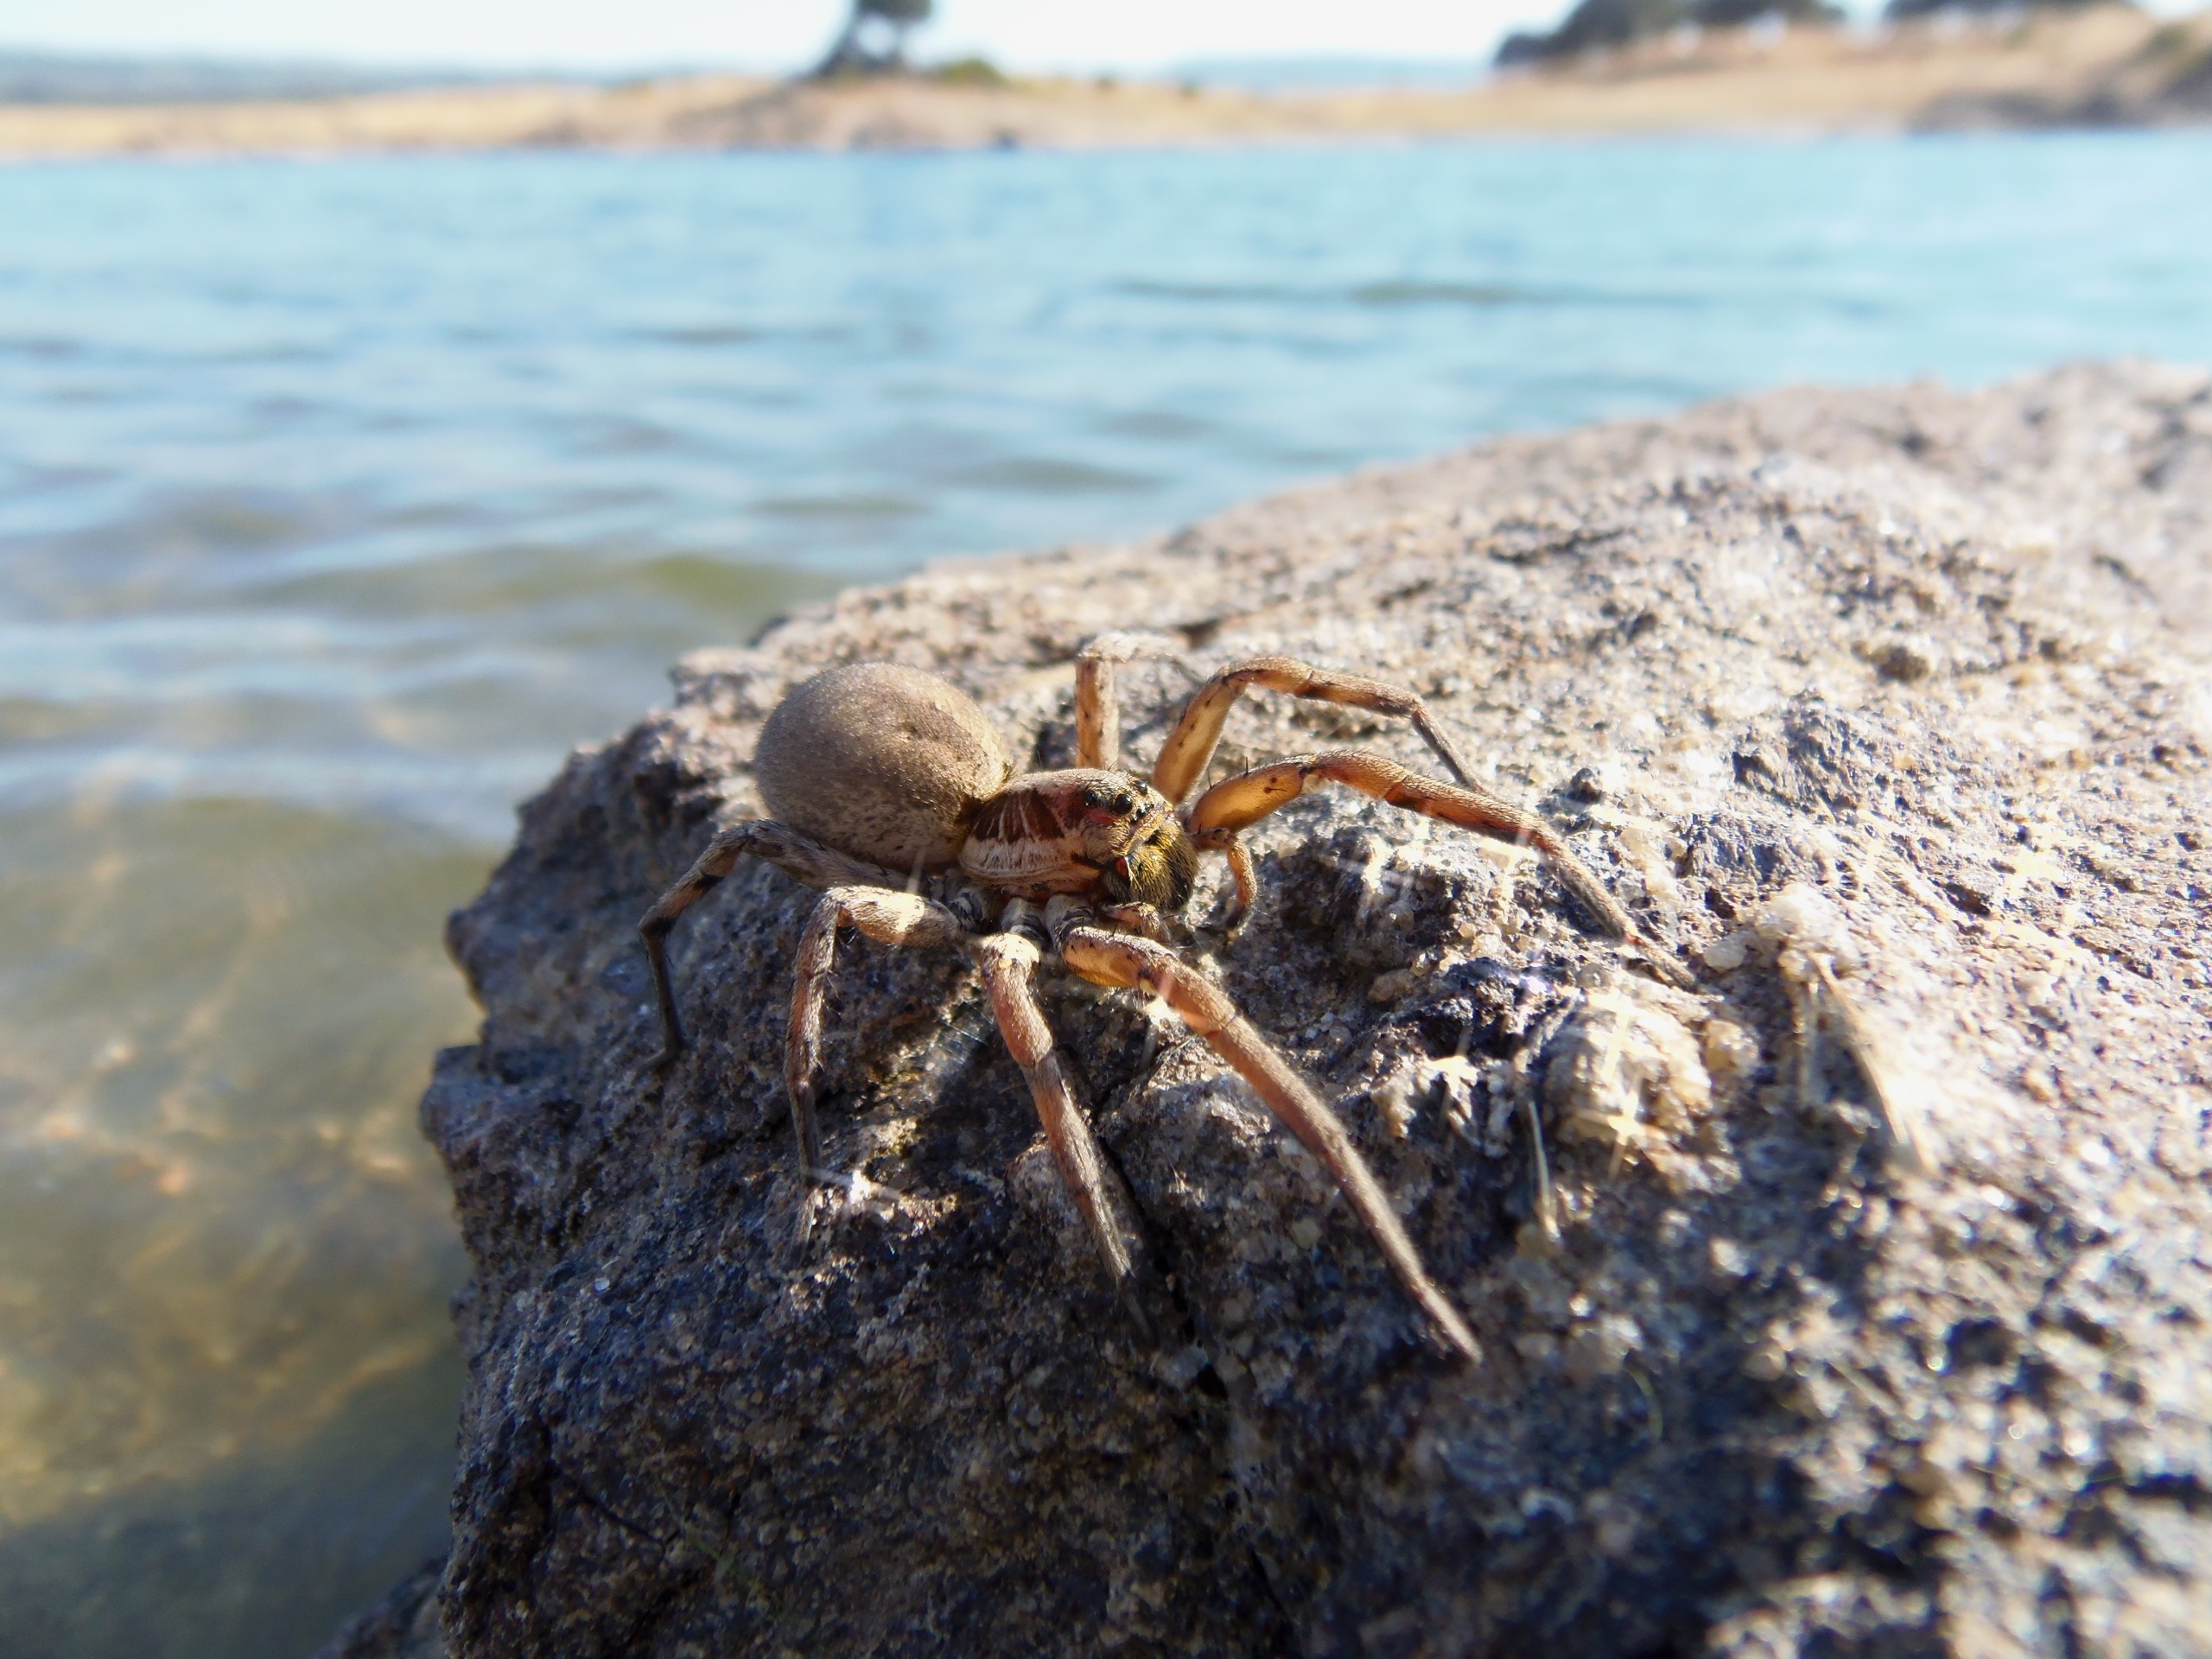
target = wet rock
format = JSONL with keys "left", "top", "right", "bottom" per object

{"left": 313, "top": 1556, "right": 445, "bottom": 1659}
{"left": 370, "top": 364, "right": 2212, "bottom": 1656}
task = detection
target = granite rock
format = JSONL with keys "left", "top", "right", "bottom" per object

{"left": 342, "top": 362, "right": 2212, "bottom": 1658}
{"left": 316, "top": 1557, "right": 446, "bottom": 1659}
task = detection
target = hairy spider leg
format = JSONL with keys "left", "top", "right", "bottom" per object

{"left": 1047, "top": 899, "right": 1482, "bottom": 1365}
{"left": 1104, "top": 646, "right": 1689, "bottom": 978}
{"left": 639, "top": 820, "right": 904, "bottom": 1066}
{"left": 785, "top": 886, "right": 970, "bottom": 1186}
{"left": 1073, "top": 631, "right": 1191, "bottom": 771}
{"left": 1146, "top": 655, "right": 1478, "bottom": 806}
{"left": 1183, "top": 748, "right": 1643, "bottom": 944}
{"left": 974, "top": 912, "right": 1155, "bottom": 1337}
{"left": 1208, "top": 836, "right": 1262, "bottom": 930}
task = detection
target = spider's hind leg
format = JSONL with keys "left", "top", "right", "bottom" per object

{"left": 785, "top": 886, "right": 969, "bottom": 1188}
{"left": 639, "top": 819, "right": 904, "bottom": 1066}
{"left": 1073, "top": 632, "right": 1192, "bottom": 770}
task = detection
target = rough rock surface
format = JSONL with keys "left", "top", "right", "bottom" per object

{"left": 318, "top": 1558, "right": 447, "bottom": 1659}
{"left": 352, "top": 363, "right": 2212, "bottom": 1658}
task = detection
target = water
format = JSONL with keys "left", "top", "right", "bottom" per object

{"left": 0, "top": 135, "right": 2206, "bottom": 1656}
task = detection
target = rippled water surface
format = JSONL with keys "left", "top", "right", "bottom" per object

{"left": 1, "top": 136, "right": 2207, "bottom": 1655}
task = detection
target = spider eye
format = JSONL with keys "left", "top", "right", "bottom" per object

{"left": 1110, "top": 791, "right": 1134, "bottom": 816}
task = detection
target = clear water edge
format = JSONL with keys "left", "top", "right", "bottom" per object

{"left": 0, "top": 135, "right": 2207, "bottom": 1656}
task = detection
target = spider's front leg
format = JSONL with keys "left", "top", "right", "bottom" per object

{"left": 1185, "top": 749, "right": 1692, "bottom": 987}
{"left": 1047, "top": 899, "right": 1482, "bottom": 1365}
{"left": 1186, "top": 748, "right": 1626, "bottom": 931}
{"left": 973, "top": 906, "right": 1155, "bottom": 1337}
{"left": 1147, "top": 654, "right": 1478, "bottom": 804}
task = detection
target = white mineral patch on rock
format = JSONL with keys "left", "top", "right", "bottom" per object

{"left": 1543, "top": 985, "right": 1713, "bottom": 1156}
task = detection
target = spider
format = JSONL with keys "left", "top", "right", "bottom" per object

{"left": 640, "top": 634, "right": 1681, "bottom": 1364}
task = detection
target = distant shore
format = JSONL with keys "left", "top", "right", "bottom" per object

{"left": 2, "top": 7, "right": 2207, "bottom": 159}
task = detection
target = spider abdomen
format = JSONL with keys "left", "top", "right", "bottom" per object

{"left": 754, "top": 662, "right": 1014, "bottom": 872}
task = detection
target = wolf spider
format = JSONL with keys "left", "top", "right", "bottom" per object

{"left": 641, "top": 634, "right": 1678, "bottom": 1363}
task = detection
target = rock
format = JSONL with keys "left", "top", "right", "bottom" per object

{"left": 384, "top": 362, "right": 2212, "bottom": 1657}
{"left": 312, "top": 1556, "right": 445, "bottom": 1659}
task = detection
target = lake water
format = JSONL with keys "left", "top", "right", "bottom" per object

{"left": 1, "top": 134, "right": 2208, "bottom": 1656}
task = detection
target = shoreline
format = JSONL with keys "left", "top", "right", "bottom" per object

{"left": 3, "top": 8, "right": 2207, "bottom": 161}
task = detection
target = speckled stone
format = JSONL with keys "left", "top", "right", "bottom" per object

{"left": 325, "top": 362, "right": 2212, "bottom": 1659}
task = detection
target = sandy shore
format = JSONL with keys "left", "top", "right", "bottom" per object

{"left": 2, "top": 7, "right": 2207, "bottom": 159}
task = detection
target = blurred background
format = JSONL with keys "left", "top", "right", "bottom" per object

{"left": 0, "top": 3, "right": 2207, "bottom": 1654}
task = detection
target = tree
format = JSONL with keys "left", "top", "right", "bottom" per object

{"left": 1884, "top": 0, "right": 2109, "bottom": 17}
{"left": 813, "top": 0, "right": 933, "bottom": 79}
{"left": 1496, "top": 0, "right": 1840, "bottom": 67}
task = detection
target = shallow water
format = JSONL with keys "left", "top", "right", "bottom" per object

{"left": 1, "top": 136, "right": 2207, "bottom": 1655}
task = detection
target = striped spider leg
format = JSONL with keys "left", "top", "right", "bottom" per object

{"left": 1072, "top": 637, "right": 1688, "bottom": 980}
{"left": 1048, "top": 895, "right": 1483, "bottom": 1365}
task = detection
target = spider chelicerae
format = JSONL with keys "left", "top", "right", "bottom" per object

{"left": 640, "top": 633, "right": 1681, "bottom": 1363}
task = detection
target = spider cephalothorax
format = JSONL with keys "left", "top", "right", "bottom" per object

{"left": 963, "top": 771, "right": 1198, "bottom": 912}
{"left": 640, "top": 637, "right": 1686, "bottom": 1365}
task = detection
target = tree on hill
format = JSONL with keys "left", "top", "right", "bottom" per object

{"left": 813, "top": 0, "right": 933, "bottom": 78}
{"left": 1496, "top": 0, "right": 1840, "bottom": 67}
{"left": 1883, "top": 0, "right": 2112, "bottom": 17}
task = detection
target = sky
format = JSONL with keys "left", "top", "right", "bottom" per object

{"left": 0, "top": 1, "right": 1580, "bottom": 74}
